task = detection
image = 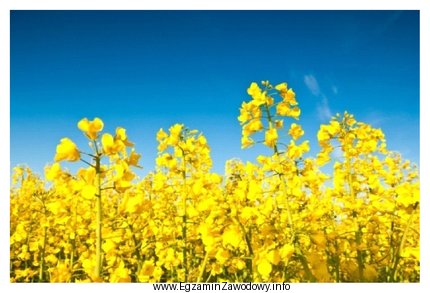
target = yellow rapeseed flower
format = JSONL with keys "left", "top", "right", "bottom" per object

{"left": 101, "top": 133, "right": 116, "bottom": 155}
{"left": 45, "top": 163, "right": 62, "bottom": 181}
{"left": 275, "top": 82, "right": 287, "bottom": 92}
{"left": 264, "top": 128, "right": 278, "bottom": 148}
{"left": 77, "top": 117, "right": 104, "bottom": 140}
{"left": 241, "top": 135, "right": 254, "bottom": 149}
{"left": 54, "top": 138, "right": 80, "bottom": 162}
{"left": 257, "top": 259, "right": 272, "bottom": 277}
{"left": 282, "top": 88, "right": 298, "bottom": 106}
{"left": 288, "top": 123, "right": 304, "bottom": 140}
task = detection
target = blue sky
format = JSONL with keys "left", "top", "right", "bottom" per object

{"left": 10, "top": 10, "right": 419, "bottom": 177}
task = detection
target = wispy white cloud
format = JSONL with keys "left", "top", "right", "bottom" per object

{"left": 304, "top": 74, "right": 320, "bottom": 96}
{"left": 317, "top": 95, "right": 332, "bottom": 121}
{"left": 332, "top": 86, "right": 338, "bottom": 95}
{"left": 304, "top": 74, "right": 333, "bottom": 122}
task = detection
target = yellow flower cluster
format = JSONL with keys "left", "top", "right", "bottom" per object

{"left": 10, "top": 81, "right": 419, "bottom": 283}
{"left": 238, "top": 81, "right": 301, "bottom": 150}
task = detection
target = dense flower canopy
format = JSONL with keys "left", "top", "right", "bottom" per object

{"left": 10, "top": 81, "right": 419, "bottom": 283}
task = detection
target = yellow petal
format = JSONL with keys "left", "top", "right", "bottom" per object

{"left": 81, "top": 185, "right": 97, "bottom": 200}
{"left": 257, "top": 259, "right": 272, "bottom": 277}
{"left": 116, "top": 127, "right": 127, "bottom": 141}
{"left": 54, "top": 138, "right": 80, "bottom": 162}
{"left": 264, "top": 128, "right": 278, "bottom": 148}
{"left": 156, "top": 129, "right": 168, "bottom": 141}
{"left": 77, "top": 118, "right": 90, "bottom": 132}
{"left": 275, "top": 82, "right": 287, "bottom": 91}
{"left": 101, "top": 133, "right": 115, "bottom": 154}
{"left": 92, "top": 117, "right": 104, "bottom": 132}
{"left": 222, "top": 226, "right": 242, "bottom": 248}
{"left": 45, "top": 163, "right": 62, "bottom": 181}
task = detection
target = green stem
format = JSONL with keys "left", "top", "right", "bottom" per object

{"left": 333, "top": 239, "right": 341, "bottom": 282}
{"left": 263, "top": 102, "right": 278, "bottom": 154}
{"left": 345, "top": 157, "right": 364, "bottom": 282}
{"left": 70, "top": 239, "right": 75, "bottom": 275}
{"left": 355, "top": 229, "right": 364, "bottom": 281}
{"left": 128, "top": 222, "right": 143, "bottom": 272}
{"left": 181, "top": 149, "right": 188, "bottom": 282}
{"left": 197, "top": 250, "right": 210, "bottom": 282}
{"left": 297, "top": 251, "right": 317, "bottom": 282}
{"left": 39, "top": 226, "right": 48, "bottom": 282}
{"left": 389, "top": 206, "right": 417, "bottom": 282}
{"left": 262, "top": 97, "right": 315, "bottom": 282}
{"left": 95, "top": 155, "right": 103, "bottom": 279}
{"left": 235, "top": 216, "right": 253, "bottom": 282}
{"left": 246, "top": 228, "right": 253, "bottom": 282}
{"left": 80, "top": 158, "right": 95, "bottom": 168}
{"left": 278, "top": 174, "right": 316, "bottom": 281}
{"left": 70, "top": 192, "right": 78, "bottom": 280}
